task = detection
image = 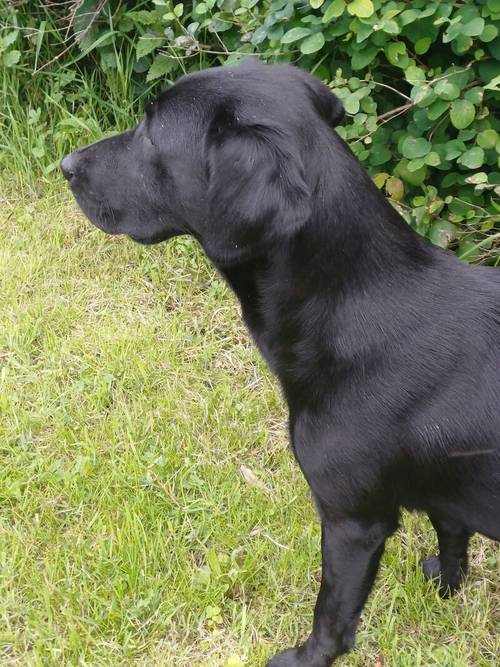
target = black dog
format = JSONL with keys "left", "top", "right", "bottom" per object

{"left": 61, "top": 60, "right": 499, "bottom": 666}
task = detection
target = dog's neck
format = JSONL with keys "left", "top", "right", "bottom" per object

{"left": 218, "top": 137, "right": 437, "bottom": 405}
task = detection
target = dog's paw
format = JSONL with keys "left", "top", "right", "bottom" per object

{"left": 267, "top": 647, "right": 331, "bottom": 667}
{"left": 422, "top": 555, "right": 441, "bottom": 580}
{"left": 422, "top": 556, "right": 463, "bottom": 597}
{"left": 267, "top": 648, "right": 300, "bottom": 667}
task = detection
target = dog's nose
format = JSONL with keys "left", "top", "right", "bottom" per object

{"left": 60, "top": 152, "right": 78, "bottom": 181}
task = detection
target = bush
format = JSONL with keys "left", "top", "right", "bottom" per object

{"left": 2, "top": 0, "right": 500, "bottom": 262}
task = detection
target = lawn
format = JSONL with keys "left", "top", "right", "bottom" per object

{"left": 0, "top": 181, "right": 498, "bottom": 666}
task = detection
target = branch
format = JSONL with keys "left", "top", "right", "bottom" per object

{"left": 377, "top": 101, "right": 415, "bottom": 121}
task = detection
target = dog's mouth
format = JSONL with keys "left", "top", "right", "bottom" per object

{"left": 72, "top": 191, "right": 179, "bottom": 245}
{"left": 71, "top": 190, "right": 122, "bottom": 235}
{"left": 69, "top": 182, "right": 180, "bottom": 245}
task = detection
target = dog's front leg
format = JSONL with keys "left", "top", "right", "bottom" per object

{"left": 268, "top": 515, "right": 396, "bottom": 667}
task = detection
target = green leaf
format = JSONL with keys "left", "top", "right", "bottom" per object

{"left": 477, "top": 129, "right": 499, "bottom": 149}
{"left": 281, "top": 27, "right": 312, "bottom": 43}
{"left": 373, "top": 172, "right": 390, "bottom": 188}
{"left": 351, "top": 46, "right": 378, "bottom": 70}
{"left": 457, "top": 129, "right": 476, "bottom": 142}
{"left": 395, "top": 159, "right": 428, "bottom": 185}
{"left": 300, "top": 32, "right": 325, "bottom": 54}
{"left": 458, "top": 240, "right": 481, "bottom": 263}
{"left": 463, "top": 87, "right": 483, "bottom": 105}
{"left": 429, "top": 221, "right": 457, "bottom": 249}
{"left": 415, "top": 37, "right": 431, "bottom": 54}
{"left": 453, "top": 34, "right": 473, "bottom": 54}
{"left": 405, "top": 66, "right": 426, "bottom": 83}
{"left": 413, "top": 109, "right": 434, "bottom": 131}
{"left": 444, "top": 140, "right": 466, "bottom": 160}
{"left": 323, "top": 0, "right": 346, "bottom": 22}
{"left": 399, "top": 9, "right": 420, "bottom": 26}
{"left": 361, "top": 96, "right": 377, "bottom": 113}
{"left": 450, "top": 99, "right": 475, "bottom": 129}
{"left": 435, "top": 79, "right": 460, "bottom": 101}
{"left": 480, "top": 25, "right": 498, "bottom": 43}
{"left": 443, "top": 22, "right": 464, "bottom": 44}
{"left": 208, "top": 17, "right": 232, "bottom": 32}
{"left": 3, "top": 50, "right": 20, "bottom": 67}
{"left": 344, "top": 93, "right": 360, "bottom": 114}
{"left": 136, "top": 37, "right": 160, "bottom": 59}
{"left": 379, "top": 18, "right": 399, "bottom": 35}
{"left": 370, "top": 144, "right": 391, "bottom": 166}
{"left": 462, "top": 18, "right": 485, "bottom": 37}
{"left": 419, "top": 3, "right": 439, "bottom": 19}
{"left": 346, "top": 0, "right": 374, "bottom": 19}
{"left": 441, "top": 172, "right": 460, "bottom": 187}
{"left": 464, "top": 172, "right": 488, "bottom": 184}
{"left": 251, "top": 26, "right": 267, "bottom": 45}
{"left": 385, "top": 176, "right": 404, "bottom": 201}
{"left": 407, "top": 157, "right": 426, "bottom": 172}
{"left": 401, "top": 136, "right": 432, "bottom": 159}
{"left": 458, "top": 147, "right": 485, "bottom": 169}
{"left": 424, "top": 151, "right": 441, "bottom": 167}
{"left": 411, "top": 85, "right": 436, "bottom": 107}
{"left": 386, "top": 42, "right": 406, "bottom": 66}
{"left": 310, "top": 0, "right": 325, "bottom": 8}
{"left": 427, "top": 99, "right": 450, "bottom": 121}
{"left": 146, "top": 54, "right": 175, "bottom": 81}
{"left": 484, "top": 74, "right": 500, "bottom": 91}
{"left": 1, "top": 30, "right": 19, "bottom": 48}
{"left": 118, "top": 17, "right": 134, "bottom": 33}
{"left": 126, "top": 10, "right": 158, "bottom": 26}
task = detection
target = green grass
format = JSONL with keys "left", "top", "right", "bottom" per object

{"left": 0, "top": 39, "right": 149, "bottom": 183}
{"left": 0, "top": 181, "right": 498, "bottom": 667}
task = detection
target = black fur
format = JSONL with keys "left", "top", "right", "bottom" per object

{"left": 61, "top": 60, "right": 500, "bottom": 666}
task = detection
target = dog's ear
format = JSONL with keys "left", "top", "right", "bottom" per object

{"left": 301, "top": 74, "right": 344, "bottom": 127}
{"left": 203, "top": 107, "right": 311, "bottom": 266}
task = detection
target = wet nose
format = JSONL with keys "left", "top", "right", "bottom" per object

{"left": 60, "top": 152, "right": 78, "bottom": 181}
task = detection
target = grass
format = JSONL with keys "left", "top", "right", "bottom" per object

{"left": 0, "top": 180, "right": 498, "bottom": 667}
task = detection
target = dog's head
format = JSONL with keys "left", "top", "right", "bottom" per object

{"left": 61, "top": 59, "right": 344, "bottom": 266}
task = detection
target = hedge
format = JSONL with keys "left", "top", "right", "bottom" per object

{"left": 2, "top": 0, "right": 500, "bottom": 262}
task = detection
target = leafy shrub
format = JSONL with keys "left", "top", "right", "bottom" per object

{"left": 2, "top": 0, "right": 500, "bottom": 262}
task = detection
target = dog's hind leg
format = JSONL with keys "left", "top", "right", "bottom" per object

{"left": 422, "top": 514, "right": 470, "bottom": 596}
{"left": 267, "top": 515, "right": 397, "bottom": 667}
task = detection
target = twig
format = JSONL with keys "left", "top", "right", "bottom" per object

{"left": 350, "top": 104, "right": 413, "bottom": 145}
{"left": 377, "top": 101, "right": 415, "bottom": 122}
{"left": 33, "top": 0, "right": 107, "bottom": 73}
{"left": 370, "top": 80, "right": 411, "bottom": 101}
{"left": 159, "top": 46, "right": 272, "bottom": 60}
{"left": 428, "top": 112, "right": 448, "bottom": 142}
{"left": 352, "top": 61, "right": 479, "bottom": 144}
